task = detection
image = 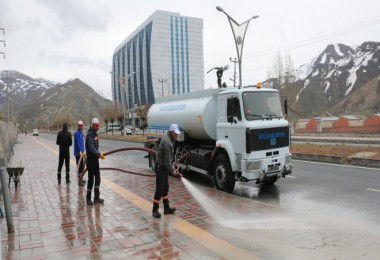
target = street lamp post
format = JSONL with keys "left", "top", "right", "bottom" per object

{"left": 216, "top": 6, "right": 259, "bottom": 89}
{"left": 110, "top": 71, "right": 135, "bottom": 134}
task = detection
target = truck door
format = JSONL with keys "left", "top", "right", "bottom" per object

{"left": 217, "top": 94, "right": 245, "bottom": 155}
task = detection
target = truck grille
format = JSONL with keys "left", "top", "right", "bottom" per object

{"left": 246, "top": 126, "right": 289, "bottom": 152}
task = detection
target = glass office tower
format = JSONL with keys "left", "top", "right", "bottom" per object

{"left": 112, "top": 10, "right": 204, "bottom": 109}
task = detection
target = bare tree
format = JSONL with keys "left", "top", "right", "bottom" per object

{"left": 135, "top": 104, "right": 151, "bottom": 136}
{"left": 117, "top": 111, "right": 123, "bottom": 135}
{"left": 101, "top": 107, "right": 110, "bottom": 135}
{"left": 108, "top": 106, "right": 118, "bottom": 135}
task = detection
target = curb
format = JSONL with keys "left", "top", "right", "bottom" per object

{"left": 292, "top": 153, "right": 343, "bottom": 164}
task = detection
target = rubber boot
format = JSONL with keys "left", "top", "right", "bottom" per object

{"left": 86, "top": 191, "right": 93, "bottom": 205}
{"left": 163, "top": 199, "right": 176, "bottom": 215}
{"left": 152, "top": 202, "right": 161, "bottom": 218}
{"left": 65, "top": 173, "right": 70, "bottom": 184}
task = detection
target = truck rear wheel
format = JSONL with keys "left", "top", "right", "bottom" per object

{"left": 212, "top": 154, "right": 235, "bottom": 193}
{"left": 149, "top": 143, "right": 158, "bottom": 171}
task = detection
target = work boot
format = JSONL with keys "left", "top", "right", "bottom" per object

{"left": 164, "top": 207, "right": 176, "bottom": 215}
{"left": 94, "top": 198, "right": 104, "bottom": 204}
{"left": 152, "top": 210, "right": 161, "bottom": 218}
{"left": 86, "top": 199, "right": 94, "bottom": 206}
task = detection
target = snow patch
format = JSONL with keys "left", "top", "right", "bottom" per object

{"left": 312, "top": 70, "right": 319, "bottom": 77}
{"left": 294, "top": 79, "right": 310, "bottom": 108}
{"left": 296, "top": 64, "right": 312, "bottom": 81}
{"left": 320, "top": 53, "right": 327, "bottom": 64}
{"left": 324, "top": 81, "right": 330, "bottom": 94}
{"left": 334, "top": 44, "right": 344, "bottom": 57}
{"left": 344, "top": 52, "right": 374, "bottom": 95}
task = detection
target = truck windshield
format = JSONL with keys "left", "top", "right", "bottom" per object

{"left": 243, "top": 91, "right": 283, "bottom": 120}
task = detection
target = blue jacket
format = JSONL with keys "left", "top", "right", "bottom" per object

{"left": 74, "top": 129, "right": 85, "bottom": 157}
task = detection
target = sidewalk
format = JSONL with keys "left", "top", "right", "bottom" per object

{"left": 1, "top": 135, "right": 261, "bottom": 259}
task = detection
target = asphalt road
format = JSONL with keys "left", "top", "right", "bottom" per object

{"left": 41, "top": 133, "right": 380, "bottom": 258}
{"left": 42, "top": 133, "right": 380, "bottom": 223}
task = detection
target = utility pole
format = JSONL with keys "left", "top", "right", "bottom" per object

{"left": 0, "top": 27, "right": 5, "bottom": 60}
{"left": 158, "top": 79, "right": 167, "bottom": 97}
{"left": 2, "top": 70, "right": 12, "bottom": 123}
{"left": 230, "top": 57, "right": 238, "bottom": 88}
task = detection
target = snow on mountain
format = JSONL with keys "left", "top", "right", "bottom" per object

{"left": 0, "top": 70, "right": 58, "bottom": 111}
{"left": 287, "top": 41, "right": 380, "bottom": 115}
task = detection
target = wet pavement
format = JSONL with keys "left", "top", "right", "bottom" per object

{"left": 1, "top": 134, "right": 380, "bottom": 259}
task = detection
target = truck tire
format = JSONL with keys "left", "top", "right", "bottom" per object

{"left": 212, "top": 153, "right": 235, "bottom": 193}
{"left": 149, "top": 143, "right": 158, "bottom": 171}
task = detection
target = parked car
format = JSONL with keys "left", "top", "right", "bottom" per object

{"left": 123, "top": 125, "right": 133, "bottom": 135}
{"left": 32, "top": 129, "right": 39, "bottom": 136}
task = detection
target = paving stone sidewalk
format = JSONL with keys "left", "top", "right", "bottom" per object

{"left": 1, "top": 135, "right": 266, "bottom": 259}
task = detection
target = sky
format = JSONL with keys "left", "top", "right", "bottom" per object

{"left": 1, "top": 0, "right": 380, "bottom": 98}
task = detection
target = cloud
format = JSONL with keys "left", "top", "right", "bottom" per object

{"left": 34, "top": 0, "right": 112, "bottom": 39}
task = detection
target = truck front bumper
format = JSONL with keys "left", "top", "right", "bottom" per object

{"left": 238, "top": 155, "right": 293, "bottom": 182}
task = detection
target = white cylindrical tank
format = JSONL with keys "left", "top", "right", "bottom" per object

{"left": 147, "top": 89, "right": 221, "bottom": 140}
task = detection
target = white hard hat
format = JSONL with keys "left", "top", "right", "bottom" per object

{"left": 91, "top": 118, "right": 100, "bottom": 126}
{"left": 170, "top": 124, "right": 180, "bottom": 134}
{"left": 77, "top": 120, "right": 84, "bottom": 126}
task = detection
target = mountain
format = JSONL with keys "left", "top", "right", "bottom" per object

{"left": 0, "top": 71, "right": 113, "bottom": 129}
{"left": 281, "top": 41, "right": 380, "bottom": 116}
{"left": 0, "top": 70, "right": 58, "bottom": 112}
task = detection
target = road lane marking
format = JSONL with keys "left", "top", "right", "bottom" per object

{"left": 366, "top": 188, "right": 380, "bottom": 193}
{"left": 286, "top": 175, "right": 296, "bottom": 178}
{"left": 32, "top": 135, "right": 258, "bottom": 259}
{"left": 293, "top": 159, "right": 380, "bottom": 171}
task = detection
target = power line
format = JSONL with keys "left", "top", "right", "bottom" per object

{"left": 247, "top": 15, "right": 380, "bottom": 59}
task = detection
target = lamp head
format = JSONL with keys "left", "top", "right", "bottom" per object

{"left": 216, "top": 6, "right": 223, "bottom": 12}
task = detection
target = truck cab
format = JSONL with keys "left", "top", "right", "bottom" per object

{"left": 213, "top": 87, "right": 292, "bottom": 191}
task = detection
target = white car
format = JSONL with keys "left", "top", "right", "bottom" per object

{"left": 123, "top": 126, "right": 133, "bottom": 135}
{"left": 32, "top": 129, "right": 39, "bottom": 136}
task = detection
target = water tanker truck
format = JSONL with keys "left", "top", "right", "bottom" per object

{"left": 144, "top": 85, "right": 293, "bottom": 192}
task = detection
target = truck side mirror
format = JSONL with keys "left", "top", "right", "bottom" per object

{"left": 284, "top": 99, "right": 288, "bottom": 115}
{"left": 227, "top": 116, "right": 233, "bottom": 124}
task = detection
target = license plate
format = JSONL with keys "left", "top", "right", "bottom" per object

{"left": 268, "top": 165, "right": 279, "bottom": 172}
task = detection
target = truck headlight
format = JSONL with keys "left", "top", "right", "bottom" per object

{"left": 246, "top": 161, "right": 261, "bottom": 172}
{"left": 285, "top": 154, "right": 292, "bottom": 164}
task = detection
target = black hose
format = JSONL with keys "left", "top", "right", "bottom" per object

{"left": 77, "top": 147, "right": 191, "bottom": 180}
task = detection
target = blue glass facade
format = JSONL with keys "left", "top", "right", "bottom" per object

{"left": 112, "top": 11, "right": 203, "bottom": 109}
{"left": 145, "top": 22, "right": 154, "bottom": 104}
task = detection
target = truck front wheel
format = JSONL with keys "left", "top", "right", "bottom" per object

{"left": 212, "top": 154, "right": 235, "bottom": 193}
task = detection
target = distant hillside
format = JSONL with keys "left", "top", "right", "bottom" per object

{"left": 274, "top": 42, "right": 380, "bottom": 117}
{"left": 0, "top": 71, "right": 113, "bottom": 129}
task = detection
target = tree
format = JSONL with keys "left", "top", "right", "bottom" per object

{"left": 135, "top": 104, "right": 151, "bottom": 136}
{"left": 267, "top": 52, "right": 296, "bottom": 90}
{"left": 101, "top": 107, "right": 110, "bottom": 135}
{"left": 108, "top": 106, "right": 118, "bottom": 136}
{"left": 117, "top": 111, "right": 123, "bottom": 135}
